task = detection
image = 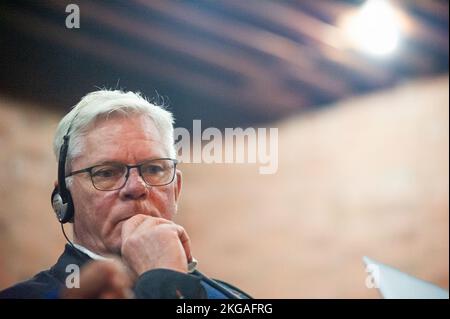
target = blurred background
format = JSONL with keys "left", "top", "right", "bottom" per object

{"left": 0, "top": 0, "right": 448, "bottom": 298}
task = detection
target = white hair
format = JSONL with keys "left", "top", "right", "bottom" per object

{"left": 53, "top": 90, "right": 176, "bottom": 171}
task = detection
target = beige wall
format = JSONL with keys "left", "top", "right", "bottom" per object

{"left": 0, "top": 75, "right": 448, "bottom": 298}
{"left": 0, "top": 100, "right": 64, "bottom": 284}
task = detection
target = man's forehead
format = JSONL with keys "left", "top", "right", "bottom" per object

{"left": 86, "top": 138, "right": 166, "bottom": 155}
{"left": 74, "top": 115, "right": 168, "bottom": 165}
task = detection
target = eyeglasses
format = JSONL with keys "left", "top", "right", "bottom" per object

{"left": 67, "top": 158, "right": 178, "bottom": 191}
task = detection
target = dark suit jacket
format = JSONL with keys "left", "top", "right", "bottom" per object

{"left": 0, "top": 244, "right": 250, "bottom": 299}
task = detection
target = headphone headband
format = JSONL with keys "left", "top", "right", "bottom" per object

{"left": 51, "top": 112, "right": 79, "bottom": 223}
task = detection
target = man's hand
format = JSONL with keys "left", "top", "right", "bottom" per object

{"left": 120, "top": 214, "right": 192, "bottom": 276}
{"left": 60, "top": 260, "right": 135, "bottom": 299}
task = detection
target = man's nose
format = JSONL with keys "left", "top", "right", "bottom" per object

{"left": 119, "top": 167, "right": 149, "bottom": 200}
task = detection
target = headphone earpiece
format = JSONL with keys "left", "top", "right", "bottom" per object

{"left": 51, "top": 186, "right": 74, "bottom": 224}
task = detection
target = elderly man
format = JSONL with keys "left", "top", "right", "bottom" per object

{"left": 0, "top": 90, "right": 250, "bottom": 299}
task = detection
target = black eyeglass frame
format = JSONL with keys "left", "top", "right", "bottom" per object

{"left": 66, "top": 158, "right": 179, "bottom": 191}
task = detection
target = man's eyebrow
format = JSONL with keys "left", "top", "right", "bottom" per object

{"left": 90, "top": 160, "right": 124, "bottom": 166}
{"left": 91, "top": 157, "right": 166, "bottom": 166}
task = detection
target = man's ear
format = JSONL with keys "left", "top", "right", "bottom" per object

{"left": 174, "top": 169, "right": 182, "bottom": 203}
{"left": 54, "top": 180, "right": 58, "bottom": 188}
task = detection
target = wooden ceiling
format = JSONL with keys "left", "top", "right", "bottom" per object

{"left": 0, "top": 0, "right": 448, "bottom": 128}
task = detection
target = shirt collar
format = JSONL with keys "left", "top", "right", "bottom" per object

{"left": 73, "top": 243, "right": 110, "bottom": 261}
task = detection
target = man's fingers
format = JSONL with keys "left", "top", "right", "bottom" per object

{"left": 121, "top": 214, "right": 147, "bottom": 240}
{"left": 122, "top": 214, "right": 173, "bottom": 240}
{"left": 154, "top": 223, "right": 192, "bottom": 264}
{"left": 121, "top": 215, "right": 192, "bottom": 273}
{"left": 175, "top": 224, "right": 192, "bottom": 264}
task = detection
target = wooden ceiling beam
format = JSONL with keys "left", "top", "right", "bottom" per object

{"left": 393, "top": 0, "right": 449, "bottom": 54}
{"left": 303, "top": 0, "right": 448, "bottom": 57}
{"left": 133, "top": 0, "right": 356, "bottom": 97}
{"left": 213, "top": 0, "right": 394, "bottom": 84}
{"left": 0, "top": 5, "right": 303, "bottom": 118}
{"left": 42, "top": 0, "right": 310, "bottom": 113}
{"left": 399, "top": 0, "right": 449, "bottom": 22}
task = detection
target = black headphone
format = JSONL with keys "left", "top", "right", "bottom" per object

{"left": 51, "top": 120, "right": 76, "bottom": 224}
